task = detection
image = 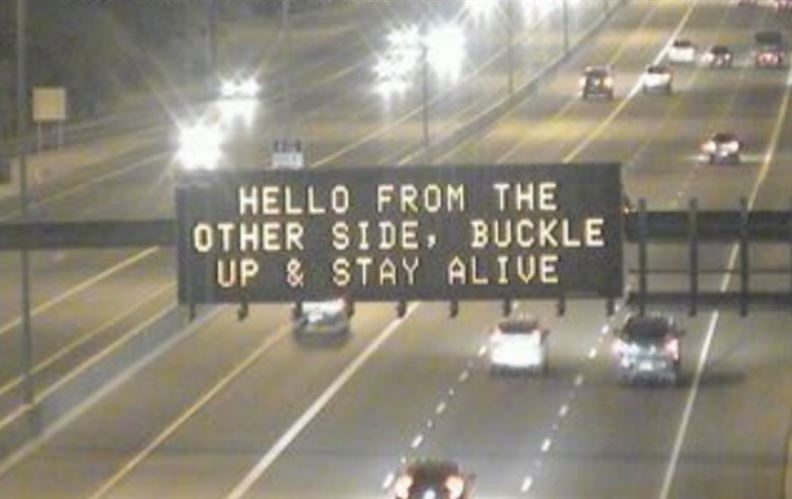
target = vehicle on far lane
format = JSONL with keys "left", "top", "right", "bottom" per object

{"left": 701, "top": 131, "right": 743, "bottom": 164}
{"left": 612, "top": 314, "right": 684, "bottom": 386}
{"left": 641, "top": 64, "right": 673, "bottom": 94}
{"left": 775, "top": 0, "right": 792, "bottom": 11}
{"left": 292, "top": 298, "right": 350, "bottom": 343}
{"left": 579, "top": 66, "right": 614, "bottom": 100}
{"left": 488, "top": 316, "right": 550, "bottom": 375}
{"left": 702, "top": 45, "right": 734, "bottom": 68}
{"left": 667, "top": 39, "right": 697, "bottom": 64}
{"left": 753, "top": 31, "right": 786, "bottom": 68}
{"left": 393, "top": 459, "right": 475, "bottom": 499}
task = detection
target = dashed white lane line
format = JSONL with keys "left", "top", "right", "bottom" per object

{"left": 224, "top": 304, "right": 419, "bottom": 499}
{"left": 574, "top": 374, "right": 585, "bottom": 387}
{"left": 477, "top": 345, "right": 488, "bottom": 357}
{"left": 410, "top": 434, "right": 424, "bottom": 449}
{"left": 541, "top": 438, "right": 553, "bottom": 453}
{"left": 458, "top": 370, "right": 470, "bottom": 383}
{"left": 382, "top": 472, "right": 396, "bottom": 490}
{"left": 435, "top": 401, "right": 447, "bottom": 415}
{"left": 520, "top": 476, "right": 534, "bottom": 493}
{"left": 587, "top": 347, "right": 599, "bottom": 360}
{"left": 559, "top": 404, "right": 570, "bottom": 418}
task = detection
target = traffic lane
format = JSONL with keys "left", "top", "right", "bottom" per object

{"left": 404, "top": 299, "right": 626, "bottom": 498}
{"left": 223, "top": 302, "right": 509, "bottom": 498}
{"left": 0, "top": 300, "right": 317, "bottom": 498}
{"left": 437, "top": 0, "right": 685, "bottom": 167}
{"left": 663, "top": 311, "right": 792, "bottom": 498}
{"left": 86, "top": 303, "right": 398, "bottom": 499}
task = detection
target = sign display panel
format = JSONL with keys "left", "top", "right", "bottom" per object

{"left": 176, "top": 163, "right": 623, "bottom": 303}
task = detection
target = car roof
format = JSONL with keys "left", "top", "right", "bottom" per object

{"left": 584, "top": 66, "right": 610, "bottom": 75}
{"left": 646, "top": 64, "right": 669, "bottom": 72}
{"left": 712, "top": 132, "right": 738, "bottom": 141}
{"left": 497, "top": 317, "right": 541, "bottom": 333}
{"left": 710, "top": 45, "right": 730, "bottom": 53}
{"left": 406, "top": 459, "right": 461, "bottom": 480}
{"left": 672, "top": 39, "right": 693, "bottom": 47}
{"left": 755, "top": 31, "right": 783, "bottom": 45}
{"left": 621, "top": 315, "right": 675, "bottom": 340}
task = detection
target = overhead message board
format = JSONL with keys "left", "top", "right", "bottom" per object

{"left": 176, "top": 163, "right": 623, "bottom": 304}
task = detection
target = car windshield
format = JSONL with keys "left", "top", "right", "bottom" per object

{"left": 711, "top": 46, "right": 730, "bottom": 54}
{"left": 498, "top": 319, "right": 540, "bottom": 334}
{"left": 621, "top": 316, "right": 673, "bottom": 342}
{"left": 673, "top": 39, "right": 692, "bottom": 48}
{"left": 647, "top": 65, "right": 668, "bottom": 74}
{"left": 585, "top": 68, "right": 609, "bottom": 78}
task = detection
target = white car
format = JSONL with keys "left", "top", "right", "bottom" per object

{"left": 488, "top": 317, "right": 549, "bottom": 375}
{"left": 642, "top": 64, "right": 673, "bottom": 94}
{"left": 293, "top": 299, "right": 350, "bottom": 341}
{"left": 701, "top": 132, "right": 742, "bottom": 164}
{"left": 220, "top": 77, "right": 261, "bottom": 100}
{"left": 667, "top": 39, "right": 696, "bottom": 64}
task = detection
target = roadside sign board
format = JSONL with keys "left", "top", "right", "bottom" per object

{"left": 176, "top": 163, "right": 623, "bottom": 304}
{"left": 32, "top": 87, "right": 67, "bottom": 123}
{"left": 272, "top": 139, "right": 304, "bottom": 169}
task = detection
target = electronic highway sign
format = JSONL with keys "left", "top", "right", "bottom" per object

{"left": 176, "top": 163, "right": 623, "bottom": 304}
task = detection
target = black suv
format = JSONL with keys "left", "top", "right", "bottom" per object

{"left": 612, "top": 314, "right": 684, "bottom": 386}
{"left": 703, "top": 45, "right": 733, "bottom": 68}
{"left": 580, "top": 66, "right": 614, "bottom": 100}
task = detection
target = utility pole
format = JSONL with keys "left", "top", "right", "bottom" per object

{"left": 421, "top": 41, "right": 429, "bottom": 149}
{"left": 16, "top": 0, "right": 34, "bottom": 408}
{"left": 506, "top": 0, "right": 515, "bottom": 97}
{"left": 282, "top": 0, "right": 293, "bottom": 138}
{"left": 562, "top": 0, "right": 570, "bottom": 55}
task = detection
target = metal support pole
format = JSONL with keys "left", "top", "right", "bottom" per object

{"left": 421, "top": 43, "right": 429, "bottom": 149}
{"left": 739, "top": 198, "right": 749, "bottom": 317}
{"left": 638, "top": 198, "right": 648, "bottom": 316}
{"left": 206, "top": 1, "right": 217, "bottom": 78}
{"left": 502, "top": 299, "right": 512, "bottom": 317}
{"left": 689, "top": 199, "right": 698, "bottom": 317}
{"left": 562, "top": 0, "right": 570, "bottom": 55}
{"left": 449, "top": 300, "right": 459, "bottom": 318}
{"left": 789, "top": 198, "right": 792, "bottom": 313}
{"left": 506, "top": 0, "right": 515, "bottom": 97}
{"left": 17, "top": 0, "right": 34, "bottom": 408}
{"left": 282, "top": 0, "right": 293, "bottom": 138}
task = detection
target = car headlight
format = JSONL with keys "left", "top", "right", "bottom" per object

{"left": 394, "top": 475, "right": 413, "bottom": 499}
{"left": 604, "top": 76, "right": 614, "bottom": 88}
{"left": 176, "top": 122, "right": 225, "bottom": 169}
{"left": 445, "top": 475, "right": 465, "bottom": 499}
{"left": 220, "top": 80, "right": 239, "bottom": 98}
{"left": 240, "top": 78, "right": 260, "bottom": 98}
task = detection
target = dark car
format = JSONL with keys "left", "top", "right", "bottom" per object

{"left": 754, "top": 31, "right": 786, "bottom": 68}
{"left": 612, "top": 314, "right": 684, "bottom": 386}
{"left": 393, "top": 460, "right": 474, "bottom": 499}
{"left": 776, "top": 0, "right": 792, "bottom": 11}
{"left": 703, "top": 45, "right": 733, "bottom": 68}
{"left": 701, "top": 132, "right": 742, "bottom": 164}
{"left": 579, "top": 66, "right": 614, "bottom": 100}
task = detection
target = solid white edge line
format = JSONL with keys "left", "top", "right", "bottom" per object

{"left": 223, "top": 303, "right": 419, "bottom": 499}
{"left": 658, "top": 30, "right": 792, "bottom": 499}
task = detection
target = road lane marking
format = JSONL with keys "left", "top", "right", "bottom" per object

{"left": 0, "top": 247, "right": 160, "bottom": 339}
{"left": 0, "top": 305, "right": 222, "bottom": 478}
{"left": 223, "top": 303, "right": 418, "bottom": 499}
{"left": 436, "top": 401, "right": 447, "bottom": 414}
{"left": 541, "top": 438, "right": 552, "bottom": 453}
{"left": 87, "top": 321, "right": 292, "bottom": 499}
{"left": 410, "top": 434, "right": 424, "bottom": 449}
{"left": 520, "top": 476, "right": 534, "bottom": 493}
{"left": 658, "top": 36, "right": 792, "bottom": 499}
{"left": 0, "top": 283, "right": 174, "bottom": 400}
{"left": 559, "top": 404, "right": 570, "bottom": 418}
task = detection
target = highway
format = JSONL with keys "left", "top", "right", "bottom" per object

{"left": 0, "top": 1, "right": 791, "bottom": 498}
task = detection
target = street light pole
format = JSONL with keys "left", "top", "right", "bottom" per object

{"left": 421, "top": 42, "right": 429, "bottom": 148}
{"left": 282, "top": 0, "right": 293, "bottom": 138}
{"left": 506, "top": 0, "right": 515, "bottom": 97}
{"left": 562, "top": 0, "right": 570, "bottom": 55}
{"left": 16, "top": 0, "right": 34, "bottom": 408}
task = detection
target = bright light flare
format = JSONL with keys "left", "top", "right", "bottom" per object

{"left": 176, "top": 122, "right": 225, "bottom": 170}
{"left": 217, "top": 99, "right": 258, "bottom": 127}
{"left": 464, "top": 0, "right": 498, "bottom": 24}
{"left": 220, "top": 77, "right": 261, "bottom": 100}
{"left": 425, "top": 23, "right": 466, "bottom": 82}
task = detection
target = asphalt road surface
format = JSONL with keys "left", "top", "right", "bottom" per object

{"left": 0, "top": 1, "right": 790, "bottom": 498}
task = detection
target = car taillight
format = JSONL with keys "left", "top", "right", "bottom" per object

{"left": 604, "top": 76, "right": 614, "bottom": 87}
{"left": 394, "top": 475, "right": 412, "bottom": 499}
{"left": 701, "top": 141, "right": 715, "bottom": 152}
{"left": 445, "top": 475, "right": 466, "bottom": 499}
{"left": 665, "top": 338, "right": 679, "bottom": 360}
